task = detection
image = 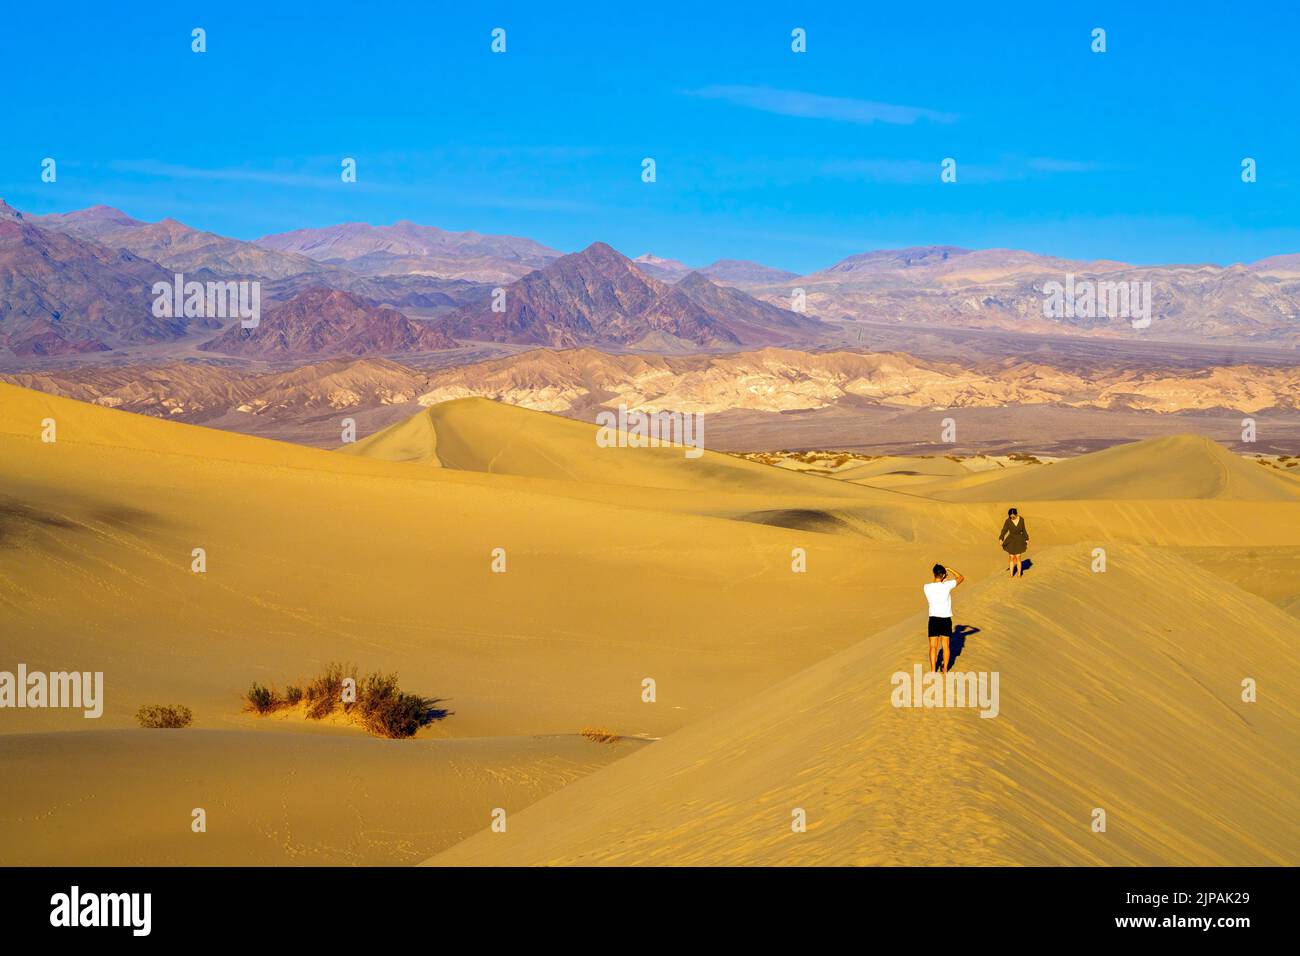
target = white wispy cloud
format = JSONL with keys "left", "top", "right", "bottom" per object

{"left": 820, "top": 156, "right": 1111, "bottom": 184}
{"left": 683, "top": 85, "right": 957, "bottom": 125}
{"left": 105, "top": 159, "right": 603, "bottom": 213}
{"left": 109, "top": 159, "right": 332, "bottom": 188}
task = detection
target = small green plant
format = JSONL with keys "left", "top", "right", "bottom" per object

{"left": 285, "top": 685, "right": 303, "bottom": 705}
{"left": 136, "top": 704, "right": 193, "bottom": 729}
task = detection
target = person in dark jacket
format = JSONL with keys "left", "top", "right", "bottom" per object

{"left": 999, "top": 507, "right": 1029, "bottom": 577}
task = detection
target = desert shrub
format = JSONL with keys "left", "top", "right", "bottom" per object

{"left": 246, "top": 683, "right": 279, "bottom": 714}
{"left": 356, "top": 671, "right": 447, "bottom": 738}
{"left": 247, "top": 664, "right": 446, "bottom": 737}
{"left": 579, "top": 727, "right": 619, "bottom": 743}
{"left": 136, "top": 704, "right": 193, "bottom": 729}
{"left": 303, "top": 661, "right": 358, "bottom": 719}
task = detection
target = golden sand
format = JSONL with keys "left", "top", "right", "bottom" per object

{"left": 1, "top": 384, "right": 1296, "bottom": 865}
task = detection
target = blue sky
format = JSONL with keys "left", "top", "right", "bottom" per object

{"left": 3, "top": 1, "right": 1297, "bottom": 272}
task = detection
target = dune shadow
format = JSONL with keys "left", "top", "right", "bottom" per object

{"left": 89, "top": 505, "right": 167, "bottom": 531}
{"left": 733, "top": 508, "right": 854, "bottom": 534}
{"left": 0, "top": 501, "right": 81, "bottom": 547}
{"left": 0, "top": 498, "right": 170, "bottom": 549}
{"left": 947, "top": 624, "right": 981, "bottom": 667}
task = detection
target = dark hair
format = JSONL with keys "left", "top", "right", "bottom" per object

{"left": 1008, "top": 507, "right": 1018, "bottom": 516}
{"left": 932, "top": 563, "right": 946, "bottom": 577}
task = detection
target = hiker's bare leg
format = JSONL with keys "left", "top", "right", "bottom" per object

{"left": 940, "top": 636, "right": 951, "bottom": 673}
{"left": 929, "top": 637, "right": 940, "bottom": 672}
{"left": 1014, "top": 554, "right": 1022, "bottom": 576}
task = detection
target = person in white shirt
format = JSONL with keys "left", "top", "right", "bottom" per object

{"left": 923, "top": 563, "right": 964, "bottom": 673}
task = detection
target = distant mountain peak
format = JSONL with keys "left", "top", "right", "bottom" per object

{"left": 675, "top": 270, "right": 712, "bottom": 288}
{"left": 439, "top": 241, "right": 821, "bottom": 349}
{"left": 0, "top": 212, "right": 203, "bottom": 354}
{"left": 578, "top": 240, "right": 621, "bottom": 259}
{"left": 65, "top": 204, "right": 138, "bottom": 223}
{"left": 28, "top": 204, "right": 144, "bottom": 239}
{"left": 825, "top": 245, "right": 974, "bottom": 273}
{"left": 198, "top": 285, "right": 457, "bottom": 358}
{"left": 255, "top": 220, "right": 562, "bottom": 283}
{"left": 635, "top": 252, "right": 690, "bottom": 266}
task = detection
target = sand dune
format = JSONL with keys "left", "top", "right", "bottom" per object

{"left": 3, "top": 382, "right": 1296, "bottom": 867}
{"left": 0, "top": 384, "right": 927, "bottom": 741}
{"left": 429, "top": 545, "right": 1299, "bottom": 866}
{"left": 938, "top": 434, "right": 1300, "bottom": 501}
{"left": 343, "top": 396, "right": 879, "bottom": 499}
{"left": 1, "top": 383, "right": 957, "bottom": 863}
{"left": 0, "top": 729, "right": 645, "bottom": 865}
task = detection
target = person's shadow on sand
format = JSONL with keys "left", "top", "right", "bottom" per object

{"left": 948, "top": 624, "right": 981, "bottom": 667}
{"left": 1013, "top": 557, "right": 1034, "bottom": 577}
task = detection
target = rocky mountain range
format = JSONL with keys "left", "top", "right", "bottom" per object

{"left": 1, "top": 357, "right": 431, "bottom": 423}
{"left": 29, "top": 204, "right": 145, "bottom": 239}
{"left": 34, "top": 208, "right": 332, "bottom": 280}
{"left": 409, "top": 347, "right": 1300, "bottom": 415}
{"left": 632, "top": 253, "right": 799, "bottom": 286}
{"left": 5, "top": 200, "right": 1300, "bottom": 363}
{"left": 0, "top": 201, "right": 216, "bottom": 355}
{"left": 257, "top": 221, "right": 561, "bottom": 284}
{"left": 0, "top": 203, "right": 498, "bottom": 357}
{"left": 199, "top": 287, "right": 458, "bottom": 358}
{"left": 437, "top": 242, "right": 823, "bottom": 349}
{"left": 748, "top": 246, "right": 1300, "bottom": 342}
{"left": 31, "top": 206, "right": 500, "bottom": 312}
{"left": 7, "top": 346, "right": 1298, "bottom": 432}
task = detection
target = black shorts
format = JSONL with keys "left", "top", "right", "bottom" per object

{"left": 928, "top": 616, "right": 953, "bottom": 638}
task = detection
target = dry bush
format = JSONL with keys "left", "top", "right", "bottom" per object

{"left": 137, "top": 704, "right": 193, "bottom": 729}
{"left": 579, "top": 727, "right": 620, "bottom": 743}
{"left": 246, "top": 683, "right": 280, "bottom": 714}
{"left": 303, "top": 662, "right": 359, "bottom": 719}
{"left": 246, "top": 663, "right": 448, "bottom": 738}
{"left": 356, "top": 671, "right": 449, "bottom": 739}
